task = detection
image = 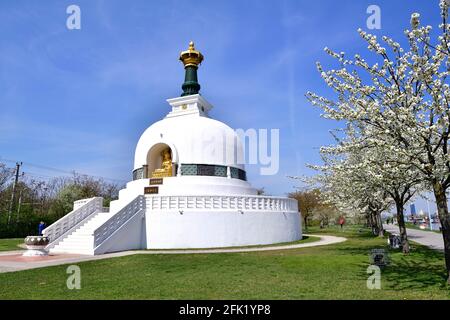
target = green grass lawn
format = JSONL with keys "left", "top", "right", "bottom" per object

{"left": 0, "top": 238, "right": 24, "bottom": 252}
{"left": 0, "top": 226, "right": 449, "bottom": 299}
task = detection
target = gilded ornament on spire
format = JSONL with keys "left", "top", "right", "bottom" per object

{"left": 179, "top": 41, "right": 204, "bottom": 68}
{"left": 179, "top": 41, "right": 203, "bottom": 96}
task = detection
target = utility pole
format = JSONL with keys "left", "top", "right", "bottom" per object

{"left": 427, "top": 199, "right": 433, "bottom": 231}
{"left": 16, "top": 174, "right": 24, "bottom": 223}
{"left": 7, "top": 162, "right": 22, "bottom": 225}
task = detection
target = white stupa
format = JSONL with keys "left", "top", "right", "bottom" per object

{"left": 43, "top": 42, "right": 301, "bottom": 255}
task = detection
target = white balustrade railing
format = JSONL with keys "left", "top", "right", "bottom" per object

{"left": 73, "top": 198, "right": 94, "bottom": 210}
{"left": 94, "top": 195, "right": 146, "bottom": 248}
{"left": 145, "top": 195, "right": 298, "bottom": 212}
{"left": 43, "top": 197, "right": 103, "bottom": 246}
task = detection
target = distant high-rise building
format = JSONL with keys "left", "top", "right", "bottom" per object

{"left": 410, "top": 204, "right": 416, "bottom": 216}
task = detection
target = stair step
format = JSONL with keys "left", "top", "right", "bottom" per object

{"left": 45, "top": 195, "right": 143, "bottom": 256}
{"left": 59, "top": 236, "right": 94, "bottom": 242}
{"left": 55, "top": 244, "right": 94, "bottom": 250}
{"left": 50, "top": 248, "right": 94, "bottom": 255}
{"left": 59, "top": 239, "right": 94, "bottom": 245}
{"left": 44, "top": 199, "right": 120, "bottom": 256}
{"left": 64, "top": 235, "right": 93, "bottom": 239}
{"left": 57, "top": 238, "right": 94, "bottom": 244}
{"left": 49, "top": 212, "right": 107, "bottom": 254}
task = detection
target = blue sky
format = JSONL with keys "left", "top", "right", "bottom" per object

{"left": 0, "top": 0, "right": 441, "bottom": 212}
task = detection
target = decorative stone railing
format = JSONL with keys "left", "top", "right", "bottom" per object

{"left": 43, "top": 197, "right": 103, "bottom": 248}
{"left": 145, "top": 195, "right": 298, "bottom": 212}
{"left": 93, "top": 195, "right": 146, "bottom": 248}
{"left": 73, "top": 198, "right": 94, "bottom": 210}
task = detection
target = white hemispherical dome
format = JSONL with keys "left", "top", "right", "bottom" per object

{"left": 134, "top": 111, "right": 245, "bottom": 172}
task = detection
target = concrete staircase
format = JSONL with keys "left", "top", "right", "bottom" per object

{"left": 49, "top": 211, "right": 115, "bottom": 255}
{"left": 44, "top": 195, "right": 146, "bottom": 256}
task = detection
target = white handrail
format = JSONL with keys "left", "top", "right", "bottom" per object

{"left": 93, "top": 195, "right": 146, "bottom": 248}
{"left": 145, "top": 195, "right": 298, "bottom": 212}
{"left": 43, "top": 197, "right": 103, "bottom": 246}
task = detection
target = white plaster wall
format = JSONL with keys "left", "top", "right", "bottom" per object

{"left": 145, "top": 210, "right": 302, "bottom": 249}
{"left": 134, "top": 112, "right": 245, "bottom": 171}
{"left": 94, "top": 209, "right": 147, "bottom": 255}
{"left": 109, "top": 176, "right": 257, "bottom": 213}
{"left": 107, "top": 96, "right": 302, "bottom": 252}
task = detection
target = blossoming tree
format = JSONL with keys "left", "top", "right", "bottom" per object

{"left": 306, "top": 0, "right": 450, "bottom": 281}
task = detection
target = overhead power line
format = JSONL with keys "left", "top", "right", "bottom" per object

{"left": 0, "top": 157, "right": 128, "bottom": 183}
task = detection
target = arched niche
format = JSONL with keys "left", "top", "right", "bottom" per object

{"left": 146, "top": 143, "right": 178, "bottom": 177}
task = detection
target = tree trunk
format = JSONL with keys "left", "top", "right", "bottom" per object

{"left": 376, "top": 211, "right": 384, "bottom": 237}
{"left": 395, "top": 202, "right": 410, "bottom": 254}
{"left": 432, "top": 182, "right": 450, "bottom": 284}
{"left": 364, "top": 212, "right": 371, "bottom": 228}
{"left": 304, "top": 215, "right": 308, "bottom": 231}
{"left": 370, "top": 211, "right": 379, "bottom": 235}
{"left": 368, "top": 210, "right": 384, "bottom": 236}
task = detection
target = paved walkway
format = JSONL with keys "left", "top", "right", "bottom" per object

{"left": 0, "top": 234, "right": 346, "bottom": 273}
{"left": 383, "top": 224, "right": 444, "bottom": 251}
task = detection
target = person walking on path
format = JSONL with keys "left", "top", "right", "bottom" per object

{"left": 338, "top": 216, "right": 345, "bottom": 230}
{"left": 38, "top": 221, "right": 46, "bottom": 236}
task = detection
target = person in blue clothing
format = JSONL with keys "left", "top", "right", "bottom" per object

{"left": 38, "top": 221, "right": 46, "bottom": 236}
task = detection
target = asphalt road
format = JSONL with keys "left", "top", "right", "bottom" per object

{"left": 384, "top": 224, "right": 444, "bottom": 251}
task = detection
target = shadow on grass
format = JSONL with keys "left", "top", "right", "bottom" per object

{"left": 303, "top": 224, "right": 450, "bottom": 292}
{"left": 334, "top": 245, "right": 385, "bottom": 256}
{"left": 317, "top": 225, "right": 450, "bottom": 291}
{"left": 384, "top": 261, "right": 448, "bottom": 290}
{"left": 347, "top": 245, "right": 449, "bottom": 291}
{"left": 382, "top": 246, "right": 449, "bottom": 290}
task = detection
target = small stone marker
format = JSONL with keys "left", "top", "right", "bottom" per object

{"left": 369, "top": 248, "right": 389, "bottom": 267}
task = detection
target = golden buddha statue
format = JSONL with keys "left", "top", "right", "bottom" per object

{"left": 151, "top": 148, "right": 173, "bottom": 178}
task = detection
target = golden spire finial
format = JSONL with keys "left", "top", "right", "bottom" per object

{"left": 179, "top": 41, "right": 204, "bottom": 68}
